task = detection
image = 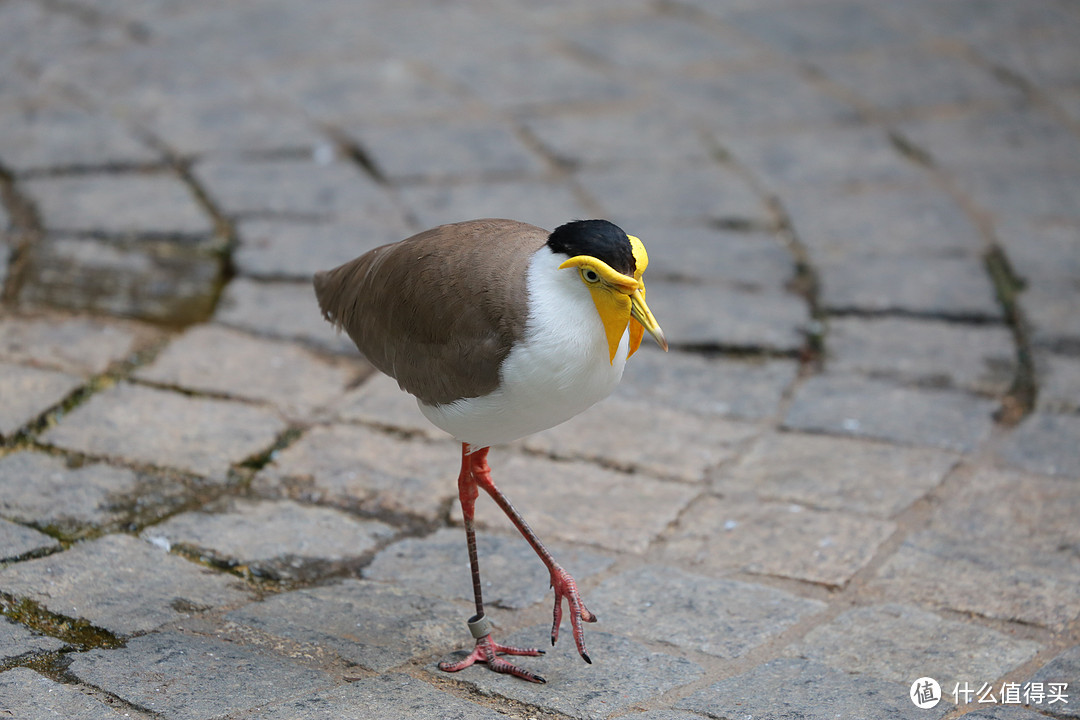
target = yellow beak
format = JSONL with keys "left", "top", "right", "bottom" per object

{"left": 630, "top": 288, "right": 668, "bottom": 352}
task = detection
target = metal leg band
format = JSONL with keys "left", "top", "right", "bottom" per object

{"left": 468, "top": 613, "right": 493, "bottom": 639}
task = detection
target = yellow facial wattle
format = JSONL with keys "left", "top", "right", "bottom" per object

{"left": 559, "top": 240, "right": 667, "bottom": 364}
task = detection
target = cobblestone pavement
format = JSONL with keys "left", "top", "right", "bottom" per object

{"left": 1, "top": 0, "right": 1079, "bottom": 718}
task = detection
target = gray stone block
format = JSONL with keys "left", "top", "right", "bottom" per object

{"left": 814, "top": 46, "right": 1022, "bottom": 113}
{"left": 42, "top": 382, "right": 287, "bottom": 478}
{"left": 330, "top": 372, "right": 441, "bottom": 439}
{"left": 719, "top": 432, "right": 957, "bottom": 518}
{"left": 0, "top": 312, "right": 153, "bottom": 376}
{"left": 523, "top": 396, "right": 757, "bottom": 481}
{"left": 20, "top": 236, "right": 225, "bottom": 325}
{"left": 0, "top": 668, "right": 130, "bottom": 720}
{"left": 0, "top": 617, "right": 66, "bottom": 662}
{"left": 674, "top": 65, "right": 860, "bottom": 131}
{"left": 725, "top": 2, "right": 903, "bottom": 55}
{"left": 0, "top": 534, "right": 250, "bottom": 635}
{"left": 399, "top": 179, "right": 590, "bottom": 233}
{"left": 22, "top": 173, "right": 213, "bottom": 236}
{"left": 567, "top": 14, "right": 756, "bottom": 72}
{"left": 663, "top": 495, "right": 895, "bottom": 587}
{"left": 677, "top": 657, "right": 945, "bottom": 720}
{"left": 998, "top": 412, "right": 1080, "bottom": 478}
{"left": 214, "top": 277, "right": 360, "bottom": 354}
{"left": 783, "top": 374, "right": 998, "bottom": 453}
{"left": 68, "top": 631, "right": 334, "bottom": 720}
{"left": 191, "top": 156, "right": 396, "bottom": 223}
{"left": 869, "top": 468, "right": 1080, "bottom": 630}
{"left": 470, "top": 453, "right": 697, "bottom": 554}
{"left": 135, "top": 324, "right": 360, "bottom": 422}
{"left": 589, "top": 565, "right": 825, "bottom": 659}
{"left": 784, "top": 185, "right": 985, "bottom": 258}
{"left": 579, "top": 163, "right": 768, "bottom": 227}
{"left": 525, "top": 108, "right": 710, "bottom": 167}
{"left": 142, "top": 498, "right": 395, "bottom": 581}
{"left": 619, "top": 346, "right": 798, "bottom": 421}
{"left": 953, "top": 165, "right": 1080, "bottom": 223}
{"left": 438, "top": 44, "right": 631, "bottom": 109}
{"left": 1038, "top": 353, "right": 1080, "bottom": 414}
{"left": 249, "top": 673, "right": 507, "bottom": 720}
{"left": 0, "top": 519, "right": 60, "bottom": 561}
{"left": 637, "top": 223, "right": 795, "bottom": 290}
{"left": 0, "top": 451, "right": 189, "bottom": 540}
{"left": 441, "top": 626, "right": 703, "bottom": 719}
{"left": 827, "top": 316, "right": 1016, "bottom": 396}
{"left": 227, "top": 579, "right": 464, "bottom": 672}
{"left": 0, "top": 98, "right": 158, "bottom": 173}
{"left": 1029, "top": 645, "right": 1080, "bottom": 718}
{"left": 234, "top": 218, "right": 409, "bottom": 280}
{"left": 646, "top": 279, "right": 810, "bottom": 351}
{"left": 786, "top": 603, "right": 1040, "bottom": 691}
{"left": 817, "top": 256, "right": 1002, "bottom": 319}
{"left": 253, "top": 424, "right": 460, "bottom": 522}
{"left": 352, "top": 119, "right": 543, "bottom": 181}
{"left": 723, "top": 125, "right": 922, "bottom": 189}
{"left": 0, "top": 361, "right": 82, "bottom": 437}
{"left": 364, "top": 527, "right": 614, "bottom": 611}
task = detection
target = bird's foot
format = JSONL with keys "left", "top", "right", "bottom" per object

{"left": 438, "top": 614, "right": 546, "bottom": 683}
{"left": 549, "top": 565, "right": 597, "bottom": 663}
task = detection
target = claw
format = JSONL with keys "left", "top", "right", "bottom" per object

{"left": 549, "top": 565, "right": 596, "bottom": 664}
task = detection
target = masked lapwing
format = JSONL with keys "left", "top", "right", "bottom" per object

{"left": 314, "top": 218, "right": 667, "bottom": 683}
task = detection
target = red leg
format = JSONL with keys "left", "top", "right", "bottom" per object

{"left": 468, "top": 447, "right": 597, "bottom": 664}
{"left": 438, "top": 444, "right": 546, "bottom": 683}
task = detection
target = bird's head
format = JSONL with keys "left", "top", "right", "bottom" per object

{"left": 548, "top": 220, "right": 668, "bottom": 364}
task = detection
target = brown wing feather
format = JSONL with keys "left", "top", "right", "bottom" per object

{"left": 314, "top": 219, "right": 546, "bottom": 405}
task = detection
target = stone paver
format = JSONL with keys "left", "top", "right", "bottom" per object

{"left": 0, "top": 311, "right": 153, "bottom": 376}
{"left": 470, "top": 453, "right": 697, "bottom": 554}
{"left": 0, "top": 668, "right": 133, "bottom": 720}
{"left": 677, "top": 657, "right": 945, "bottom": 720}
{"left": 1, "top": 2, "right": 1079, "bottom": 719}
{"left": 69, "top": 632, "right": 334, "bottom": 720}
{"left": 42, "top": 382, "right": 287, "bottom": 477}
{"left": 0, "top": 617, "right": 66, "bottom": 662}
{"left": 253, "top": 424, "right": 461, "bottom": 522}
{"left": 0, "top": 519, "right": 60, "bottom": 561}
{"left": 523, "top": 397, "right": 757, "bottom": 481}
{"left": 0, "top": 534, "right": 250, "bottom": 636}
{"left": 227, "top": 579, "right": 463, "bottom": 673}
{"left": 663, "top": 495, "right": 896, "bottom": 587}
{"left": 22, "top": 173, "right": 214, "bottom": 236}
{"left": 364, "top": 526, "right": 614, "bottom": 611}
{"left": 786, "top": 603, "right": 1040, "bottom": 691}
{"left": 0, "top": 361, "right": 82, "bottom": 437}
{"left": 784, "top": 374, "right": 999, "bottom": 453}
{"left": 141, "top": 498, "right": 396, "bottom": 581}
{"left": 827, "top": 316, "right": 1015, "bottom": 395}
{"left": 869, "top": 468, "right": 1080, "bottom": 631}
{"left": 717, "top": 432, "right": 957, "bottom": 518}
{"left": 250, "top": 673, "right": 509, "bottom": 720}
{"left": 589, "top": 565, "right": 825, "bottom": 659}
{"left": 134, "top": 324, "right": 361, "bottom": 421}
{"left": 0, "top": 450, "right": 189, "bottom": 539}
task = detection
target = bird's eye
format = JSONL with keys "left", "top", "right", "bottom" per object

{"left": 581, "top": 268, "right": 600, "bottom": 283}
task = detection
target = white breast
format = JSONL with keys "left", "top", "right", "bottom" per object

{"left": 419, "top": 246, "right": 628, "bottom": 447}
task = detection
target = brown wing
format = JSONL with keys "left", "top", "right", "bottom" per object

{"left": 313, "top": 219, "right": 546, "bottom": 406}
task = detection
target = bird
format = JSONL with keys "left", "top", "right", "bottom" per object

{"left": 314, "top": 218, "right": 667, "bottom": 683}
